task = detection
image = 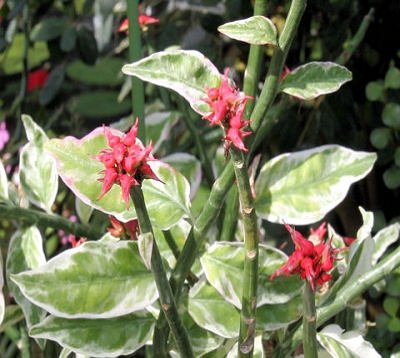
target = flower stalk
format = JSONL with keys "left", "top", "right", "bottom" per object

{"left": 302, "top": 281, "right": 318, "bottom": 358}
{"left": 130, "top": 185, "right": 194, "bottom": 358}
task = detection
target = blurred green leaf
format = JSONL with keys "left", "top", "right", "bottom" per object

{"left": 383, "top": 165, "right": 400, "bottom": 189}
{"left": 0, "top": 161, "right": 9, "bottom": 201}
{"left": 365, "top": 81, "right": 385, "bottom": 102}
{"left": 66, "top": 57, "right": 125, "bottom": 86}
{"left": 218, "top": 16, "right": 277, "bottom": 45}
{"left": 254, "top": 145, "right": 377, "bottom": 225}
{"left": 385, "top": 66, "right": 400, "bottom": 89}
{"left": 382, "top": 103, "right": 400, "bottom": 130}
{"left": 40, "top": 64, "right": 65, "bottom": 106}
{"left": 77, "top": 25, "right": 98, "bottom": 65}
{"left": 30, "top": 18, "right": 67, "bottom": 42}
{"left": 383, "top": 297, "right": 399, "bottom": 317}
{"left": 370, "top": 127, "right": 392, "bottom": 149}
{"left": 60, "top": 25, "right": 77, "bottom": 52}
{"left": 280, "top": 62, "right": 352, "bottom": 100}
{"left": 30, "top": 311, "right": 155, "bottom": 357}
{"left": 11, "top": 241, "right": 158, "bottom": 318}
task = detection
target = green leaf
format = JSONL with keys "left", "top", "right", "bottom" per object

{"left": 40, "top": 64, "right": 65, "bottom": 106}
{"left": 75, "top": 196, "right": 93, "bottom": 225}
{"left": 226, "top": 335, "right": 265, "bottom": 358}
{"left": 365, "top": 81, "right": 385, "bottom": 102}
{"left": 385, "top": 66, "right": 400, "bottom": 89}
{"left": 280, "top": 62, "right": 352, "bottom": 100}
{"left": 188, "top": 278, "right": 240, "bottom": 338}
{"left": 254, "top": 145, "right": 377, "bottom": 225}
{"left": 44, "top": 127, "right": 192, "bottom": 229}
{"left": 218, "top": 16, "right": 277, "bottom": 45}
{"left": 6, "top": 227, "right": 47, "bottom": 346}
{"left": 11, "top": 241, "right": 158, "bottom": 318}
{"left": 372, "top": 223, "right": 400, "bottom": 265}
{"left": 257, "top": 295, "right": 302, "bottom": 331}
{"left": 0, "top": 161, "right": 9, "bottom": 201}
{"left": 318, "top": 324, "right": 381, "bottom": 358}
{"left": 383, "top": 165, "right": 400, "bottom": 189}
{"left": 200, "top": 242, "right": 302, "bottom": 309}
{"left": 370, "top": 127, "right": 392, "bottom": 149}
{"left": 30, "top": 18, "right": 67, "bottom": 42}
{"left": 0, "top": 305, "right": 24, "bottom": 333}
{"left": 21, "top": 114, "right": 49, "bottom": 147}
{"left": 76, "top": 26, "right": 98, "bottom": 65}
{"left": 122, "top": 50, "right": 222, "bottom": 114}
{"left": 187, "top": 320, "right": 225, "bottom": 357}
{"left": 383, "top": 297, "right": 399, "bottom": 317}
{"left": 145, "top": 111, "right": 180, "bottom": 154}
{"left": 163, "top": 152, "right": 202, "bottom": 198}
{"left": 19, "top": 143, "right": 58, "bottom": 212}
{"left": 382, "top": 103, "right": 400, "bottom": 130}
{"left": 60, "top": 26, "right": 77, "bottom": 52}
{"left": 30, "top": 311, "right": 155, "bottom": 357}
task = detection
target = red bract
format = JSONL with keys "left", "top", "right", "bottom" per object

{"left": 94, "top": 119, "right": 162, "bottom": 208}
{"left": 108, "top": 216, "right": 140, "bottom": 240}
{"left": 202, "top": 69, "right": 253, "bottom": 152}
{"left": 270, "top": 222, "right": 346, "bottom": 291}
{"left": 118, "top": 14, "right": 159, "bottom": 33}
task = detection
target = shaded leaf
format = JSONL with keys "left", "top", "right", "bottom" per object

{"left": 30, "top": 18, "right": 67, "bottom": 42}
{"left": 280, "top": 62, "right": 352, "bottom": 100}
{"left": 254, "top": 145, "right": 377, "bottom": 225}
{"left": 40, "top": 64, "right": 65, "bottom": 106}
{"left": 11, "top": 241, "right": 158, "bottom": 318}
{"left": 30, "top": 311, "right": 155, "bottom": 357}
{"left": 77, "top": 26, "right": 98, "bottom": 65}
{"left": 122, "top": 50, "right": 222, "bottom": 114}
{"left": 218, "top": 16, "right": 277, "bottom": 45}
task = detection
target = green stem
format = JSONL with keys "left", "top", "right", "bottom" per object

{"left": 129, "top": 186, "right": 193, "bottom": 358}
{"left": 335, "top": 8, "right": 375, "bottom": 66}
{"left": 302, "top": 282, "right": 318, "bottom": 358}
{"left": 219, "top": 185, "right": 239, "bottom": 242}
{"left": 127, "top": 0, "right": 145, "bottom": 140}
{"left": 0, "top": 203, "right": 102, "bottom": 239}
{"left": 243, "top": 0, "right": 268, "bottom": 115}
{"left": 271, "top": 245, "right": 400, "bottom": 357}
{"left": 249, "top": 0, "right": 306, "bottom": 153}
{"left": 228, "top": 148, "right": 258, "bottom": 358}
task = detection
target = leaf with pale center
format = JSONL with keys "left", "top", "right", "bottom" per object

{"left": 122, "top": 50, "right": 222, "bottom": 114}
{"left": 218, "top": 16, "right": 277, "bottom": 45}
{"left": 11, "top": 241, "right": 158, "bottom": 318}
{"left": 254, "top": 145, "right": 377, "bottom": 225}
{"left": 280, "top": 62, "right": 352, "bottom": 100}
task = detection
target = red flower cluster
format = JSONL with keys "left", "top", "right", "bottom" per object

{"left": 94, "top": 119, "right": 161, "bottom": 208}
{"left": 270, "top": 223, "right": 346, "bottom": 291}
{"left": 27, "top": 68, "right": 49, "bottom": 92}
{"left": 202, "top": 69, "right": 253, "bottom": 152}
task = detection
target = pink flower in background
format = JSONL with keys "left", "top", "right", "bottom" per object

{"left": 0, "top": 122, "right": 10, "bottom": 150}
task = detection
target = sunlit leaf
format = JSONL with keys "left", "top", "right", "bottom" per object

{"left": 218, "top": 16, "right": 277, "bottom": 45}
{"left": 11, "top": 241, "right": 158, "bottom": 318}
{"left": 254, "top": 145, "right": 377, "bottom": 225}
{"left": 280, "top": 62, "right": 352, "bottom": 100}
{"left": 30, "top": 311, "right": 155, "bottom": 357}
{"left": 122, "top": 50, "right": 222, "bottom": 114}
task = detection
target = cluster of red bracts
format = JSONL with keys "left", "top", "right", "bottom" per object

{"left": 202, "top": 69, "right": 253, "bottom": 152}
{"left": 93, "top": 119, "right": 161, "bottom": 208}
{"left": 270, "top": 222, "right": 348, "bottom": 291}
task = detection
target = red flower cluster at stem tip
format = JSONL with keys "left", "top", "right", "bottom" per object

{"left": 202, "top": 69, "right": 253, "bottom": 152}
{"left": 94, "top": 119, "right": 161, "bottom": 208}
{"left": 270, "top": 222, "right": 347, "bottom": 291}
